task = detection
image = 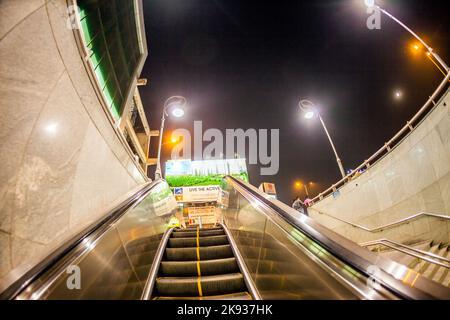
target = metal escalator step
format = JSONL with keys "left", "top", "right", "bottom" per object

{"left": 160, "top": 258, "right": 239, "bottom": 276}
{"left": 168, "top": 235, "right": 229, "bottom": 248}
{"left": 153, "top": 291, "right": 252, "bottom": 300}
{"left": 165, "top": 245, "right": 233, "bottom": 261}
{"left": 155, "top": 273, "right": 246, "bottom": 297}
{"left": 171, "top": 230, "right": 225, "bottom": 238}
{"left": 179, "top": 227, "right": 223, "bottom": 232}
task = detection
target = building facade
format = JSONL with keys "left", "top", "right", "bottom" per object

{"left": 0, "top": 0, "right": 154, "bottom": 286}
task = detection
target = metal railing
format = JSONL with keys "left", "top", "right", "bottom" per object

{"left": 310, "top": 210, "right": 450, "bottom": 233}
{"left": 361, "top": 239, "right": 450, "bottom": 269}
{"left": 312, "top": 71, "right": 450, "bottom": 203}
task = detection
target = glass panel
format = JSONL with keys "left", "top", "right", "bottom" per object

{"left": 221, "top": 180, "right": 366, "bottom": 300}
{"left": 20, "top": 181, "right": 178, "bottom": 300}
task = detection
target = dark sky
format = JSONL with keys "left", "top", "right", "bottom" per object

{"left": 140, "top": 0, "right": 449, "bottom": 203}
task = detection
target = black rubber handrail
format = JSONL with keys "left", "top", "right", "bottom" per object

{"left": 225, "top": 176, "right": 450, "bottom": 300}
{"left": 0, "top": 179, "right": 164, "bottom": 300}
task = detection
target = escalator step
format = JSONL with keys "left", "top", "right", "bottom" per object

{"left": 168, "top": 235, "right": 229, "bottom": 248}
{"left": 154, "top": 291, "right": 252, "bottom": 300}
{"left": 172, "top": 230, "right": 225, "bottom": 238}
{"left": 155, "top": 273, "right": 246, "bottom": 296}
{"left": 178, "top": 227, "right": 223, "bottom": 232}
{"left": 160, "top": 258, "right": 239, "bottom": 276}
{"left": 165, "top": 245, "right": 234, "bottom": 261}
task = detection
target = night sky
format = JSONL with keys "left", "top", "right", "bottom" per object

{"left": 140, "top": 0, "right": 449, "bottom": 204}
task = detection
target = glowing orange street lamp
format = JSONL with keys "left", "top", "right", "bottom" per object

{"left": 410, "top": 42, "right": 449, "bottom": 82}
{"left": 294, "top": 181, "right": 314, "bottom": 197}
{"left": 364, "top": 2, "right": 449, "bottom": 74}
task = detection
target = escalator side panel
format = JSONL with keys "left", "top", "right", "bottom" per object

{"left": 15, "top": 181, "right": 178, "bottom": 300}
{"left": 222, "top": 185, "right": 363, "bottom": 300}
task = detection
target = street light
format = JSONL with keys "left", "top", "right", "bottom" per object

{"left": 411, "top": 42, "right": 450, "bottom": 80}
{"left": 299, "top": 99, "right": 346, "bottom": 178}
{"left": 365, "top": 2, "right": 449, "bottom": 73}
{"left": 394, "top": 90, "right": 402, "bottom": 100}
{"left": 155, "top": 96, "right": 187, "bottom": 180}
{"left": 295, "top": 180, "right": 315, "bottom": 197}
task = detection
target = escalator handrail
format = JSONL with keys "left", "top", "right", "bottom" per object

{"left": 225, "top": 176, "right": 450, "bottom": 300}
{"left": 0, "top": 179, "right": 165, "bottom": 300}
{"left": 141, "top": 227, "right": 175, "bottom": 300}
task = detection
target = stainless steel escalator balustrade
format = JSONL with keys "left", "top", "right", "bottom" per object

{"left": 2, "top": 180, "right": 179, "bottom": 300}
{"left": 220, "top": 176, "right": 450, "bottom": 300}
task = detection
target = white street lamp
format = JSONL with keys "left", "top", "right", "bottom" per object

{"left": 299, "top": 99, "right": 346, "bottom": 179}
{"left": 155, "top": 96, "right": 187, "bottom": 180}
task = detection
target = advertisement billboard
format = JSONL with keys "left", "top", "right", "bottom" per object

{"left": 173, "top": 185, "right": 221, "bottom": 203}
{"left": 187, "top": 206, "right": 217, "bottom": 225}
{"left": 165, "top": 158, "right": 249, "bottom": 187}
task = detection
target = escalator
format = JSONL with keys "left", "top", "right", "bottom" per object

{"left": 1, "top": 177, "right": 450, "bottom": 300}
{"left": 152, "top": 226, "right": 252, "bottom": 300}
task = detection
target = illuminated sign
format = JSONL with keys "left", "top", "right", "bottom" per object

{"left": 165, "top": 158, "right": 249, "bottom": 187}
{"left": 188, "top": 206, "right": 217, "bottom": 225}
{"left": 173, "top": 185, "right": 221, "bottom": 203}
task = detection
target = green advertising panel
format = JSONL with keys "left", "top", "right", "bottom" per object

{"left": 165, "top": 159, "right": 249, "bottom": 187}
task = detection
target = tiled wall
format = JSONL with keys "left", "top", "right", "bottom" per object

{"left": 0, "top": 1, "right": 147, "bottom": 283}
{"left": 309, "top": 89, "right": 450, "bottom": 245}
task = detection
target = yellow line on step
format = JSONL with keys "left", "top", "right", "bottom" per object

{"left": 196, "top": 226, "right": 200, "bottom": 260}
{"left": 196, "top": 225, "right": 203, "bottom": 297}
{"left": 402, "top": 270, "right": 412, "bottom": 285}
{"left": 410, "top": 273, "right": 420, "bottom": 287}
{"left": 197, "top": 276, "right": 203, "bottom": 296}
{"left": 196, "top": 231, "right": 200, "bottom": 248}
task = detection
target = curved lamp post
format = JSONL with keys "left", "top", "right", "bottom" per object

{"left": 155, "top": 96, "right": 187, "bottom": 180}
{"left": 365, "top": 1, "right": 449, "bottom": 73}
{"left": 299, "top": 99, "right": 346, "bottom": 179}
